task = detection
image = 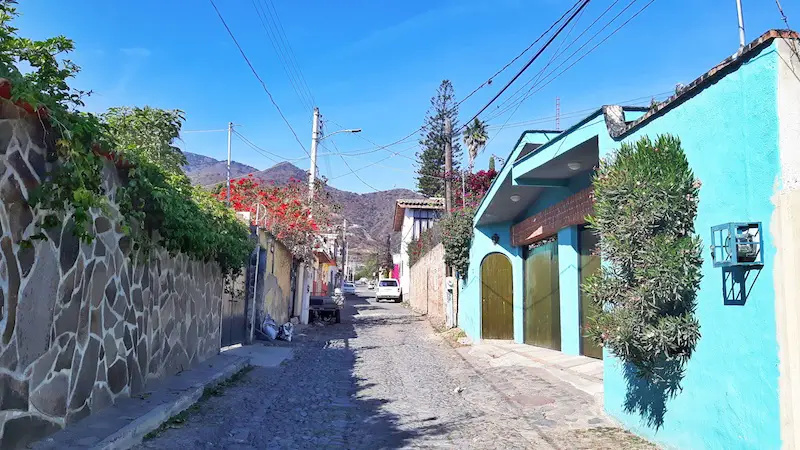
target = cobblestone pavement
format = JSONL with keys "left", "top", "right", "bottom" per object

{"left": 135, "top": 289, "right": 655, "bottom": 449}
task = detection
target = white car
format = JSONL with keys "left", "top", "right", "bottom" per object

{"left": 342, "top": 282, "right": 356, "bottom": 295}
{"left": 376, "top": 278, "right": 402, "bottom": 302}
{"left": 367, "top": 281, "right": 375, "bottom": 290}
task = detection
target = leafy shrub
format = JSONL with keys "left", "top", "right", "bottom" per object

{"left": 1, "top": 4, "right": 252, "bottom": 275}
{"left": 440, "top": 206, "right": 476, "bottom": 278}
{"left": 407, "top": 225, "right": 441, "bottom": 267}
{"left": 585, "top": 134, "right": 703, "bottom": 376}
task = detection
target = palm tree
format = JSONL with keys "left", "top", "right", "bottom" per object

{"left": 462, "top": 118, "right": 488, "bottom": 173}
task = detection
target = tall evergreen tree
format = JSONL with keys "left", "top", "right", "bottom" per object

{"left": 488, "top": 155, "right": 496, "bottom": 171}
{"left": 416, "top": 80, "right": 462, "bottom": 197}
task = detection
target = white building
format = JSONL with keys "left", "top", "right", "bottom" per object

{"left": 392, "top": 198, "right": 445, "bottom": 296}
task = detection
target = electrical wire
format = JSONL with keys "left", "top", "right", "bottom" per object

{"left": 251, "top": 0, "right": 314, "bottom": 112}
{"left": 325, "top": 140, "right": 381, "bottom": 191}
{"left": 263, "top": 0, "right": 316, "bottom": 107}
{"left": 460, "top": 0, "right": 592, "bottom": 131}
{"left": 485, "top": 0, "right": 623, "bottom": 121}
{"left": 455, "top": 0, "right": 585, "bottom": 108}
{"left": 208, "top": 0, "right": 310, "bottom": 157}
{"left": 489, "top": 0, "right": 644, "bottom": 121}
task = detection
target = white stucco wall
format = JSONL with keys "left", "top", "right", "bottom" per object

{"left": 775, "top": 38, "right": 800, "bottom": 450}
{"left": 398, "top": 209, "right": 414, "bottom": 295}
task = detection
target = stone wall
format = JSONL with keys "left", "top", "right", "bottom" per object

{"left": 0, "top": 111, "right": 225, "bottom": 448}
{"left": 409, "top": 243, "right": 446, "bottom": 328}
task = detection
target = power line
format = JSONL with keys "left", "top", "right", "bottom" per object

{"left": 233, "top": 132, "right": 279, "bottom": 164}
{"left": 208, "top": 0, "right": 310, "bottom": 157}
{"left": 251, "top": 0, "right": 314, "bottom": 112}
{"left": 460, "top": 0, "right": 592, "bottom": 130}
{"left": 263, "top": 0, "right": 316, "bottom": 107}
{"left": 489, "top": 0, "right": 644, "bottom": 121}
{"left": 325, "top": 140, "right": 381, "bottom": 191}
{"left": 328, "top": 143, "right": 419, "bottom": 181}
{"left": 182, "top": 128, "right": 228, "bottom": 133}
{"left": 486, "top": 0, "right": 623, "bottom": 122}
{"left": 455, "top": 0, "right": 586, "bottom": 108}
{"left": 324, "top": 118, "right": 416, "bottom": 160}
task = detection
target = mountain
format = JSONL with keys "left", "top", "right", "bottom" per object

{"left": 182, "top": 151, "right": 420, "bottom": 256}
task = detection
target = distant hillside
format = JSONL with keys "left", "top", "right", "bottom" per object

{"left": 182, "top": 151, "right": 420, "bottom": 255}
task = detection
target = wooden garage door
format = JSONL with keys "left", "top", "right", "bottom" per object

{"left": 481, "top": 253, "right": 514, "bottom": 339}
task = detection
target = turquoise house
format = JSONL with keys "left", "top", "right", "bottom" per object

{"left": 460, "top": 30, "right": 800, "bottom": 449}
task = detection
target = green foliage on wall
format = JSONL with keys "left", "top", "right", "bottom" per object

{"left": 407, "top": 226, "right": 441, "bottom": 268}
{"left": 440, "top": 206, "right": 476, "bottom": 279}
{"left": 0, "top": 2, "right": 251, "bottom": 275}
{"left": 584, "top": 134, "right": 703, "bottom": 377}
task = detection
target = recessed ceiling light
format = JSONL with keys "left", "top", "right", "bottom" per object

{"left": 510, "top": 194, "right": 521, "bottom": 202}
{"left": 568, "top": 162, "right": 582, "bottom": 171}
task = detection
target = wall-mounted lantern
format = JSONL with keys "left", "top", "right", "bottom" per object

{"left": 491, "top": 233, "right": 500, "bottom": 245}
{"left": 710, "top": 222, "right": 764, "bottom": 268}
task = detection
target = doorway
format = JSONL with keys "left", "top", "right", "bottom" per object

{"left": 579, "top": 227, "right": 603, "bottom": 359}
{"left": 523, "top": 239, "right": 561, "bottom": 350}
{"left": 481, "top": 253, "right": 514, "bottom": 339}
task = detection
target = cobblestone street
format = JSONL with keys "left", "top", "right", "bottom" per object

{"left": 136, "top": 288, "right": 654, "bottom": 449}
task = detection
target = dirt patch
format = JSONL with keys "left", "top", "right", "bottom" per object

{"left": 143, "top": 366, "right": 254, "bottom": 440}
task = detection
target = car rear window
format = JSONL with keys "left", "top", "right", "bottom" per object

{"left": 379, "top": 280, "right": 398, "bottom": 287}
{"left": 344, "top": 283, "right": 353, "bottom": 287}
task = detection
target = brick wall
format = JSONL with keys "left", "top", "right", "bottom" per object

{"left": 408, "top": 243, "right": 446, "bottom": 328}
{"left": 511, "top": 187, "right": 594, "bottom": 246}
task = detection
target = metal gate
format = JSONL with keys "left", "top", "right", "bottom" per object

{"left": 220, "top": 249, "right": 254, "bottom": 347}
{"left": 523, "top": 239, "right": 561, "bottom": 350}
{"left": 221, "top": 276, "right": 246, "bottom": 347}
{"left": 481, "top": 253, "right": 514, "bottom": 339}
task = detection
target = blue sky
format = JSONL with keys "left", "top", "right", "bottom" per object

{"left": 14, "top": 0, "right": 799, "bottom": 193}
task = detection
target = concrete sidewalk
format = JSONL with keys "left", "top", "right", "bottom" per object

{"left": 32, "top": 353, "right": 250, "bottom": 450}
{"left": 458, "top": 340, "right": 604, "bottom": 402}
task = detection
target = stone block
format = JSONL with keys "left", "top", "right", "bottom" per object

{"left": 30, "top": 372, "right": 68, "bottom": 417}
{"left": 0, "top": 415, "right": 60, "bottom": 449}
{"left": 107, "top": 359, "right": 127, "bottom": 395}
{"left": 0, "top": 372, "right": 28, "bottom": 411}
{"left": 16, "top": 242, "right": 59, "bottom": 367}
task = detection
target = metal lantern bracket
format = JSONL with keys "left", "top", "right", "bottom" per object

{"left": 710, "top": 222, "right": 764, "bottom": 269}
{"left": 711, "top": 222, "right": 764, "bottom": 306}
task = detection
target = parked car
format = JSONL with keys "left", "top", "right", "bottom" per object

{"left": 367, "top": 281, "right": 375, "bottom": 290}
{"left": 342, "top": 282, "right": 356, "bottom": 295}
{"left": 376, "top": 278, "right": 402, "bottom": 302}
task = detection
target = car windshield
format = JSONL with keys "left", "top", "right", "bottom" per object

{"left": 344, "top": 283, "right": 353, "bottom": 287}
{"left": 379, "top": 280, "right": 397, "bottom": 287}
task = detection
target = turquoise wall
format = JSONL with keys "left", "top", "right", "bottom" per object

{"left": 459, "top": 222, "right": 523, "bottom": 343}
{"left": 602, "top": 43, "right": 781, "bottom": 450}
{"left": 557, "top": 226, "right": 581, "bottom": 355}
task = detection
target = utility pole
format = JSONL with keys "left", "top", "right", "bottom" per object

{"left": 226, "top": 121, "right": 233, "bottom": 205}
{"left": 444, "top": 117, "right": 453, "bottom": 213}
{"left": 555, "top": 97, "right": 561, "bottom": 131}
{"left": 308, "top": 107, "right": 320, "bottom": 200}
{"left": 736, "top": 0, "right": 746, "bottom": 50}
{"left": 461, "top": 170, "right": 466, "bottom": 208}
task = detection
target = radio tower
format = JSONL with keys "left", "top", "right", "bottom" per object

{"left": 556, "top": 97, "right": 561, "bottom": 131}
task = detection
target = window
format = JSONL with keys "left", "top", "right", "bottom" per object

{"left": 379, "top": 280, "right": 398, "bottom": 287}
{"left": 411, "top": 209, "right": 441, "bottom": 239}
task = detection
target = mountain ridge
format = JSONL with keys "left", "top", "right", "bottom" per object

{"left": 182, "top": 151, "right": 420, "bottom": 257}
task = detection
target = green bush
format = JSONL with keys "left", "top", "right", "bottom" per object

{"left": 441, "top": 206, "right": 475, "bottom": 278}
{"left": 585, "top": 134, "right": 703, "bottom": 376}
{"left": 407, "top": 225, "right": 441, "bottom": 267}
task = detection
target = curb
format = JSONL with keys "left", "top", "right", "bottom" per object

{"left": 32, "top": 354, "right": 251, "bottom": 450}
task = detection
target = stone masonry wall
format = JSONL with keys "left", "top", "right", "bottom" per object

{"left": 0, "top": 110, "right": 225, "bottom": 448}
{"left": 409, "top": 243, "right": 446, "bottom": 328}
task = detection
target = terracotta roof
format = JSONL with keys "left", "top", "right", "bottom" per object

{"left": 393, "top": 197, "right": 445, "bottom": 232}
{"left": 395, "top": 198, "right": 445, "bottom": 209}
